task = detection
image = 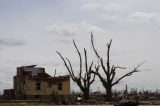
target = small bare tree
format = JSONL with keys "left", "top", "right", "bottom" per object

{"left": 57, "top": 40, "right": 99, "bottom": 100}
{"left": 91, "top": 33, "right": 144, "bottom": 101}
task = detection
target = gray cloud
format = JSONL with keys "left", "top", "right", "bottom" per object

{"left": 0, "top": 38, "right": 25, "bottom": 47}
{"left": 127, "top": 11, "right": 160, "bottom": 22}
{"left": 53, "top": 38, "right": 71, "bottom": 44}
{"left": 44, "top": 24, "right": 75, "bottom": 37}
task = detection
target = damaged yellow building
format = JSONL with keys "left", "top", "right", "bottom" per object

{"left": 13, "top": 65, "right": 70, "bottom": 99}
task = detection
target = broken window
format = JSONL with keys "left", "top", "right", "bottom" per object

{"left": 22, "top": 81, "right": 26, "bottom": 91}
{"left": 35, "top": 95, "right": 41, "bottom": 99}
{"left": 36, "top": 81, "right": 41, "bottom": 90}
{"left": 58, "top": 82, "right": 62, "bottom": 90}
{"left": 48, "top": 80, "right": 52, "bottom": 87}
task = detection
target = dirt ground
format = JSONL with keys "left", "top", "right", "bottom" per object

{"left": 0, "top": 102, "right": 160, "bottom": 106}
{"left": 0, "top": 103, "right": 160, "bottom": 106}
{"left": 0, "top": 104, "right": 113, "bottom": 106}
{"left": 0, "top": 101, "right": 160, "bottom": 106}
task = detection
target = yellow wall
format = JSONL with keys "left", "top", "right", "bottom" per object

{"left": 24, "top": 78, "right": 70, "bottom": 96}
{"left": 53, "top": 80, "right": 70, "bottom": 95}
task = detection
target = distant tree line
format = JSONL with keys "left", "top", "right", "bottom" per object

{"left": 112, "top": 88, "right": 160, "bottom": 101}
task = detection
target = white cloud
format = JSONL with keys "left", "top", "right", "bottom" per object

{"left": 103, "top": 2, "right": 129, "bottom": 12}
{"left": 44, "top": 22, "right": 108, "bottom": 37}
{"left": 81, "top": 3, "right": 101, "bottom": 11}
{"left": 81, "top": 2, "right": 130, "bottom": 13}
{"left": 103, "top": 15, "right": 122, "bottom": 21}
{"left": 80, "top": 0, "right": 160, "bottom": 25}
{"left": 128, "top": 11, "right": 160, "bottom": 22}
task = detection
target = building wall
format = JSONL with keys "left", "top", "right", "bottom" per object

{"left": 14, "top": 75, "right": 70, "bottom": 96}
{"left": 13, "top": 75, "right": 27, "bottom": 94}
{"left": 25, "top": 78, "right": 70, "bottom": 96}
{"left": 53, "top": 80, "right": 70, "bottom": 95}
{"left": 25, "top": 79, "right": 53, "bottom": 96}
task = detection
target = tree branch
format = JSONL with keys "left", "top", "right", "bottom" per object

{"left": 84, "top": 48, "right": 88, "bottom": 74}
{"left": 92, "top": 65, "right": 107, "bottom": 88}
{"left": 91, "top": 32, "right": 100, "bottom": 59}
{"left": 57, "top": 51, "right": 74, "bottom": 80}
{"left": 110, "top": 65, "right": 126, "bottom": 76}
{"left": 73, "top": 39, "right": 82, "bottom": 78}
{"left": 66, "top": 58, "right": 75, "bottom": 78}
{"left": 89, "top": 73, "right": 96, "bottom": 85}
{"left": 112, "top": 63, "right": 144, "bottom": 86}
{"left": 106, "top": 39, "right": 112, "bottom": 75}
{"left": 100, "top": 58, "right": 108, "bottom": 76}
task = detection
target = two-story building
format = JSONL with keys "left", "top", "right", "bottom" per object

{"left": 12, "top": 65, "right": 70, "bottom": 99}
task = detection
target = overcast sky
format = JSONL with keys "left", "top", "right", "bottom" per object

{"left": 0, "top": 0, "right": 160, "bottom": 93}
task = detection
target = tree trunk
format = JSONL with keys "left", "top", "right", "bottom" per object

{"left": 106, "top": 86, "right": 112, "bottom": 101}
{"left": 84, "top": 92, "right": 89, "bottom": 100}
{"left": 83, "top": 88, "right": 90, "bottom": 100}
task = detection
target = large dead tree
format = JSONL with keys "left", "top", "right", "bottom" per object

{"left": 57, "top": 40, "right": 99, "bottom": 100}
{"left": 91, "top": 33, "right": 143, "bottom": 101}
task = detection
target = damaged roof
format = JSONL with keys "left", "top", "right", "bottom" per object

{"left": 14, "top": 65, "right": 70, "bottom": 82}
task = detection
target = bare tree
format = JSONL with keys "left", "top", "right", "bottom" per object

{"left": 91, "top": 33, "right": 144, "bottom": 101}
{"left": 57, "top": 40, "right": 99, "bottom": 100}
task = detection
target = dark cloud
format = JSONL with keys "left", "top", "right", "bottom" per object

{"left": 53, "top": 39, "right": 71, "bottom": 44}
{"left": 0, "top": 38, "right": 25, "bottom": 47}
